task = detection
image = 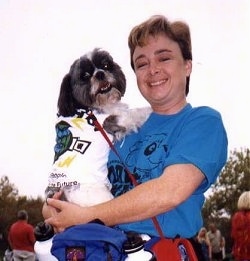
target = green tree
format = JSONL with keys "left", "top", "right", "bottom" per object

{"left": 203, "top": 148, "right": 250, "bottom": 220}
{"left": 202, "top": 147, "right": 250, "bottom": 252}
{"left": 0, "top": 176, "right": 19, "bottom": 230}
{"left": 0, "top": 175, "right": 18, "bottom": 200}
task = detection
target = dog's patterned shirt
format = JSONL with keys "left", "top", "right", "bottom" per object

{"left": 47, "top": 108, "right": 114, "bottom": 206}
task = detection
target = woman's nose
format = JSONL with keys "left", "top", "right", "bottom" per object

{"left": 149, "top": 61, "right": 160, "bottom": 75}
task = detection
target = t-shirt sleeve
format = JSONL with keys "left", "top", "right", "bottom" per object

{"left": 165, "top": 107, "right": 228, "bottom": 193}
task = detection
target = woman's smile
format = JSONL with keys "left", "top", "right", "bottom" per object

{"left": 149, "top": 79, "right": 167, "bottom": 87}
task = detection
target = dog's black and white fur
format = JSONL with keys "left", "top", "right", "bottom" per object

{"left": 46, "top": 48, "right": 151, "bottom": 206}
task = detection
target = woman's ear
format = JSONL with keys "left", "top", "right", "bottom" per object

{"left": 185, "top": 59, "right": 192, "bottom": 77}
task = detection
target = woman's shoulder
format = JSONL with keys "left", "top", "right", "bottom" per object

{"left": 188, "top": 105, "right": 222, "bottom": 119}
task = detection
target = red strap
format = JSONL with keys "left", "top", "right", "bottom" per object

{"left": 90, "top": 112, "right": 165, "bottom": 238}
{"left": 91, "top": 115, "right": 138, "bottom": 186}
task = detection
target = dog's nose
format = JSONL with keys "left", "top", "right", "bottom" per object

{"left": 95, "top": 70, "right": 105, "bottom": 80}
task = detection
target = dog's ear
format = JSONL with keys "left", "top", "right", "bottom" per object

{"left": 57, "top": 74, "right": 76, "bottom": 116}
{"left": 118, "top": 68, "right": 126, "bottom": 97}
{"left": 114, "top": 62, "right": 126, "bottom": 97}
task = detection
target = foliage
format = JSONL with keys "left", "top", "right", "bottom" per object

{"left": 0, "top": 175, "right": 44, "bottom": 256}
{"left": 202, "top": 147, "right": 250, "bottom": 252}
{"left": 0, "top": 175, "right": 18, "bottom": 199}
{"left": 203, "top": 148, "right": 250, "bottom": 220}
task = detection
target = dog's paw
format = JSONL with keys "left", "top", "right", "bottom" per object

{"left": 103, "top": 115, "right": 127, "bottom": 140}
{"left": 45, "top": 186, "right": 67, "bottom": 201}
{"left": 45, "top": 186, "right": 60, "bottom": 198}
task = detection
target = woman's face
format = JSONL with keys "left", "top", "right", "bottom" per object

{"left": 200, "top": 229, "right": 206, "bottom": 236}
{"left": 132, "top": 34, "right": 192, "bottom": 114}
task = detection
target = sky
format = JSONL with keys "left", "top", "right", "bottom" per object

{"left": 0, "top": 0, "right": 249, "bottom": 198}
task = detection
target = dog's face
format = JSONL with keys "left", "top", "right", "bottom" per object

{"left": 58, "top": 48, "right": 126, "bottom": 116}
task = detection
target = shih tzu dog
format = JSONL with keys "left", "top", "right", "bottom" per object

{"left": 46, "top": 48, "right": 151, "bottom": 207}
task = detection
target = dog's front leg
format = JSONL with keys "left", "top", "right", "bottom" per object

{"left": 103, "top": 107, "right": 152, "bottom": 140}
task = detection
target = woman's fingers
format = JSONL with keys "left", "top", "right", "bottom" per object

{"left": 47, "top": 197, "right": 63, "bottom": 211}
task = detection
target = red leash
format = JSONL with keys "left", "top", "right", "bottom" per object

{"left": 90, "top": 111, "right": 165, "bottom": 239}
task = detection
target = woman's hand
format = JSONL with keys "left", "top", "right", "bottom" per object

{"left": 45, "top": 198, "right": 91, "bottom": 233}
{"left": 42, "top": 191, "right": 62, "bottom": 220}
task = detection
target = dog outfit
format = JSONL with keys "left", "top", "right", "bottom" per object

{"left": 48, "top": 108, "right": 114, "bottom": 206}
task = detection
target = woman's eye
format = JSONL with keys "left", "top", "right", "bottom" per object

{"left": 135, "top": 62, "right": 147, "bottom": 69}
{"left": 160, "top": 56, "right": 170, "bottom": 62}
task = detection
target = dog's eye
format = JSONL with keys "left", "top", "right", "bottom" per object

{"left": 103, "top": 63, "right": 109, "bottom": 70}
{"left": 81, "top": 72, "right": 91, "bottom": 80}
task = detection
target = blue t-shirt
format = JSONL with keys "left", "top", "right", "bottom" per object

{"left": 107, "top": 104, "right": 228, "bottom": 238}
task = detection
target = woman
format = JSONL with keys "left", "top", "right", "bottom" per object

{"left": 197, "top": 227, "right": 212, "bottom": 261}
{"left": 45, "top": 15, "right": 228, "bottom": 259}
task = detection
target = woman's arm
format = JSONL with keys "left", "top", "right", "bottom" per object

{"left": 45, "top": 163, "right": 204, "bottom": 232}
